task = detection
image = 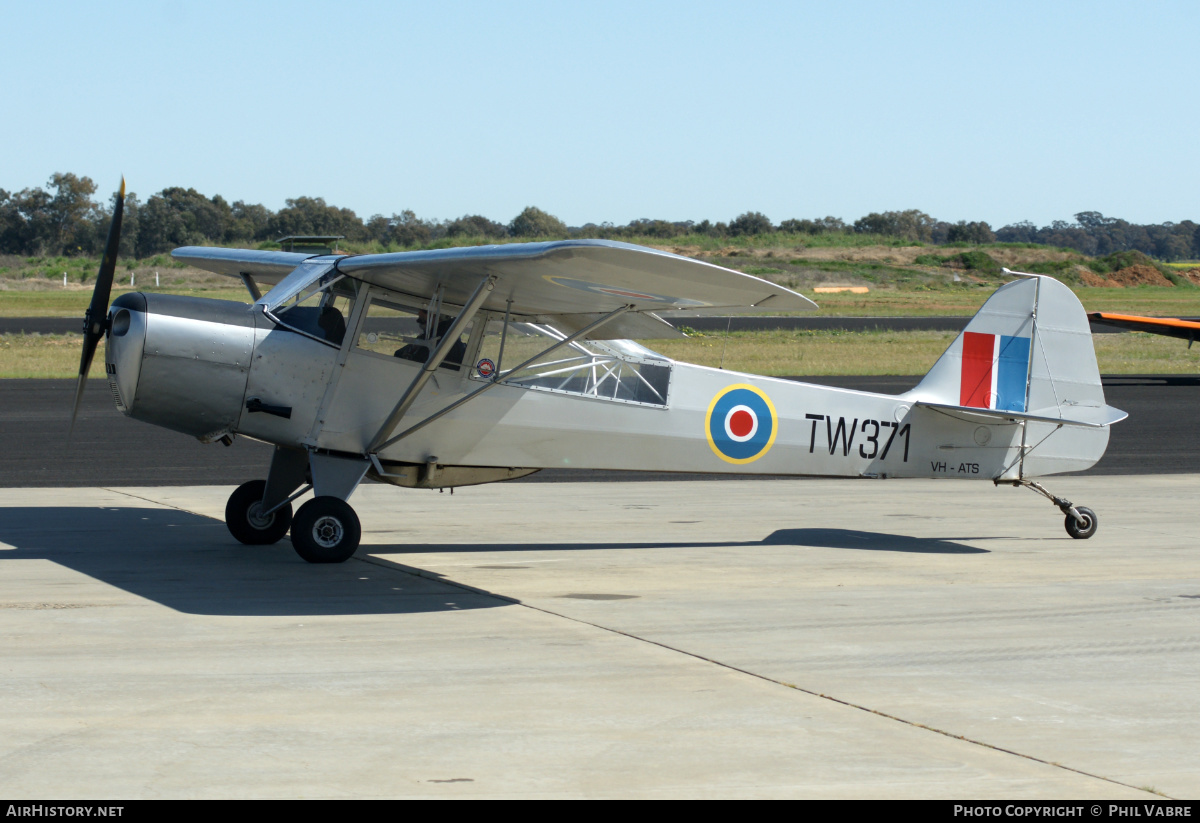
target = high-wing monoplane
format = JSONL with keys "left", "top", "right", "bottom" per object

{"left": 72, "top": 185, "right": 1127, "bottom": 562}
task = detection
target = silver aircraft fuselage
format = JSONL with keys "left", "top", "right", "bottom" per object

{"left": 105, "top": 291, "right": 1108, "bottom": 487}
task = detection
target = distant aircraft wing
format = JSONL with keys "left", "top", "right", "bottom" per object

{"left": 176, "top": 240, "right": 817, "bottom": 339}
{"left": 1089, "top": 312, "right": 1200, "bottom": 345}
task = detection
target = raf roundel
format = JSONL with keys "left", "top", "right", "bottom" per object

{"left": 705, "top": 384, "right": 778, "bottom": 464}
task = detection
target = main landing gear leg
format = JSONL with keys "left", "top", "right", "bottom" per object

{"left": 225, "top": 446, "right": 310, "bottom": 547}
{"left": 225, "top": 480, "right": 294, "bottom": 545}
{"left": 1003, "top": 479, "right": 1098, "bottom": 539}
{"left": 290, "top": 452, "right": 371, "bottom": 564}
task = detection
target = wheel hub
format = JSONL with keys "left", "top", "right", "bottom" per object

{"left": 246, "top": 502, "right": 274, "bottom": 530}
{"left": 311, "top": 515, "right": 345, "bottom": 548}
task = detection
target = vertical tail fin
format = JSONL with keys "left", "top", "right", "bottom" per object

{"left": 904, "top": 271, "right": 1124, "bottom": 477}
{"left": 907, "top": 271, "right": 1117, "bottom": 420}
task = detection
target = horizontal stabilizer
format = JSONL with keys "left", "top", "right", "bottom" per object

{"left": 916, "top": 401, "right": 1128, "bottom": 429}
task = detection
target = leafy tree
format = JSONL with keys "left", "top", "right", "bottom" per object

{"left": 444, "top": 214, "right": 506, "bottom": 239}
{"left": 390, "top": 210, "right": 432, "bottom": 247}
{"left": 626, "top": 218, "right": 688, "bottom": 239}
{"left": 946, "top": 220, "right": 995, "bottom": 244}
{"left": 46, "top": 173, "right": 100, "bottom": 255}
{"left": 8, "top": 186, "right": 54, "bottom": 255}
{"left": 728, "top": 211, "right": 773, "bottom": 236}
{"left": 134, "top": 187, "right": 239, "bottom": 255}
{"left": 113, "top": 191, "right": 139, "bottom": 259}
{"left": 779, "top": 216, "right": 845, "bottom": 234}
{"left": 137, "top": 191, "right": 196, "bottom": 257}
{"left": 994, "top": 221, "right": 1039, "bottom": 244}
{"left": 853, "top": 209, "right": 936, "bottom": 242}
{"left": 0, "top": 189, "right": 23, "bottom": 254}
{"left": 508, "top": 206, "right": 567, "bottom": 238}
{"left": 229, "top": 200, "right": 271, "bottom": 243}
{"left": 364, "top": 211, "right": 432, "bottom": 247}
{"left": 266, "top": 196, "right": 364, "bottom": 241}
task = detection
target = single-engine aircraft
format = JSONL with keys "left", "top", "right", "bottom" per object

{"left": 71, "top": 183, "right": 1128, "bottom": 563}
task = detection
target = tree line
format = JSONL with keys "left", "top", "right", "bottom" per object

{"left": 2, "top": 173, "right": 1198, "bottom": 261}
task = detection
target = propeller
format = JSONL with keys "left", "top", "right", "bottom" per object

{"left": 68, "top": 178, "right": 125, "bottom": 443}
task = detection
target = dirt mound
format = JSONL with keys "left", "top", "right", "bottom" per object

{"left": 1181, "top": 268, "right": 1200, "bottom": 285}
{"left": 1107, "top": 264, "right": 1174, "bottom": 287}
{"left": 1078, "top": 270, "right": 1120, "bottom": 287}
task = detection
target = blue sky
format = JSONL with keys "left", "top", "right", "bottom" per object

{"left": 3, "top": 0, "right": 1196, "bottom": 228}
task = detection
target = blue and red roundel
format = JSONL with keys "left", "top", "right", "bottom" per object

{"left": 705, "top": 384, "right": 778, "bottom": 464}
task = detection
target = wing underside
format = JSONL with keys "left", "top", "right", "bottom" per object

{"left": 174, "top": 240, "right": 817, "bottom": 329}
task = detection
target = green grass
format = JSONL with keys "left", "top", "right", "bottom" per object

{"left": 807, "top": 286, "right": 1200, "bottom": 317}
{"left": 5, "top": 328, "right": 1196, "bottom": 379}
{"left": 0, "top": 334, "right": 107, "bottom": 378}
{"left": 7, "top": 284, "right": 1200, "bottom": 320}
{"left": 0, "top": 288, "right": 252, "bottom": 317}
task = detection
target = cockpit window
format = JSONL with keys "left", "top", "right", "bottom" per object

{"left": 269, "top": 274, "right": 357, "bottom": 347}
{"left": 472, "top": 317, "right": 672, "bottom": 406}
{"left": 355, "top": 295, "right": 473, "bottom": 371}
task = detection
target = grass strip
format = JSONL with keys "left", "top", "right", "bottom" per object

{"left": 3, "top": 329, "right": 1196, "bottom": 380}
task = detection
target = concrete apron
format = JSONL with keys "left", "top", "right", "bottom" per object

{"left": 0, "top": 476, "right": 1196, "bottom": 799}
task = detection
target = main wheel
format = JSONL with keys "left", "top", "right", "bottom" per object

{"left": 291, "top": 496, "right": 361, "bottom": 563}
{"left": 1064, "top": 506, "right": 1098, "bottom": 539}
{"left": 226, "top": 480, "right": 292, "bottom": 545}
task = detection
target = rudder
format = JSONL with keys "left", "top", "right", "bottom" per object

{"left": 903, "top": 270, "right": 1124, "bottom": 477}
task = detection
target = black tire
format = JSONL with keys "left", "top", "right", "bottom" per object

{"left": 291, "top": 496, "right": 361, "bottom": 564}
{"left": 226, "top": 480, "right": 293, "bottom": 545}
{"left": 1065, "top": 506, "right": 1098, "bottom": 539}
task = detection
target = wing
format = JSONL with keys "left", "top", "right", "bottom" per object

{"left": 1089, "top": 312, "right": 1200, "bottom": 344}
{"left": 173, "top": 240, "right": 818, "bottom": 315}
{"left": 172, "top": 247, "right": 316, "bottom": 285}
{"left": 334, "top": 240, "right": 817, "bottom": 316}
{"left": 175, "top": 240, "right": 817, "bottom": 339}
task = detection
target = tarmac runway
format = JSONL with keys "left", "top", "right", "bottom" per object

{"left": 2, "top": 375, "right": 1198, "bottom": 798}
{"left": 2, "top": 374, "right": 1192, "bottom": 487}
{"left": 0, "top": 478, "right": 1196, "bottom": 798}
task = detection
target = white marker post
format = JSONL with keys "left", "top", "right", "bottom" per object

{"left": 130, "top": 273, "right": 135, "bottom": 287}
{"left": 63, "top": 272, "right": 67, "bottom": 286}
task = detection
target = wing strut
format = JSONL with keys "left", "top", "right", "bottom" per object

{"left": 371, "top": 304, "right": 633, "bottom": 453}
{"left": 367, "top": 275, "right": 497, "bottom": 453}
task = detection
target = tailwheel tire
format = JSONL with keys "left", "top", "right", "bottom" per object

{"left": 291, "top": 496, "right": 361, "bottom": 563}
{"left": 1065, "top": 506, "right": 1098, "bottom": 540}
{"left": 226, "top": 479, "right": 292, "bottom": 545}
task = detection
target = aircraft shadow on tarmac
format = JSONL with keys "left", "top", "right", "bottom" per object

{"left": 0, "top": 507, "right": 990, "bottom": 616}
{"left": 365, "top": 528, "right": 989, "bottom": 556}
{"left": 0, "top": 506, "right": 508, "bottom": 618}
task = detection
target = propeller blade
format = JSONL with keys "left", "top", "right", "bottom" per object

{"left": 69, "top": 178, "right": 125, "bottom": 443}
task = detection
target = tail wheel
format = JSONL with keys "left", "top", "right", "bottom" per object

{"left": 1065, "top": 506, "right": 1098, "bottom": 540}
{"left": 291, "top": 496, "right": 361, "bottom": 563}
{"left": 226, "top": 479, "right": 292, "bottom": 545}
